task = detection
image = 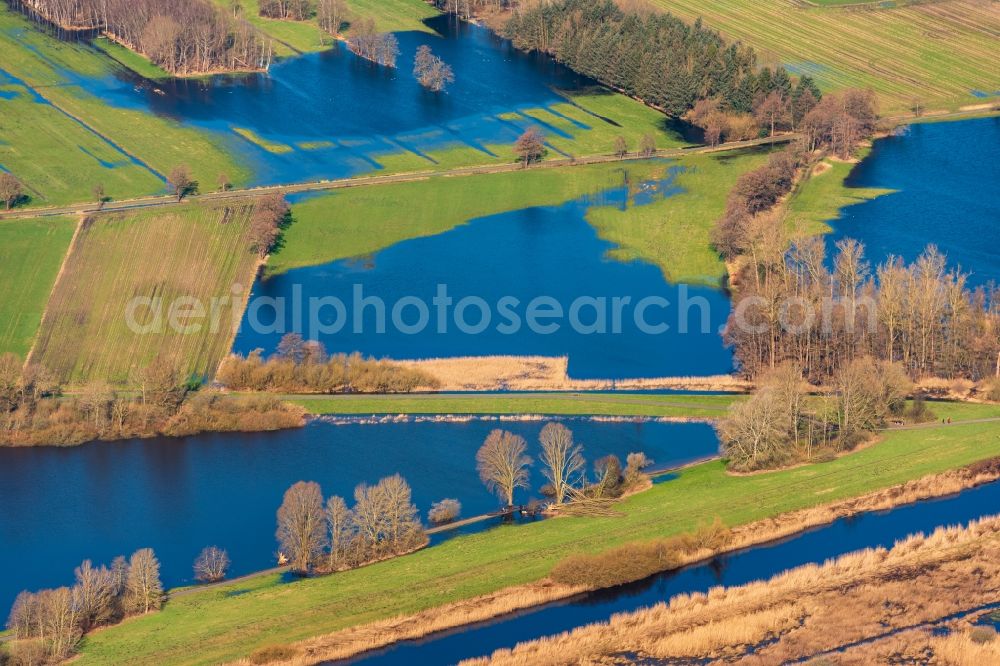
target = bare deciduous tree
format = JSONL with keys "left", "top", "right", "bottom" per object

{"left": 167, "top": 164, "right": 195, "bottom": 201}
{"left": 613, "top": 135, "right": 628, "bottom": 159}
{"left": 476, "top": 429, "right": 532, "bottom": 506}
{"left": 639, "top": 133, "right": 656, "bottom": 158}
{"left": 539, "top": 422, "right": 584, "bottom": 505}
{"left": 325, "top": 495, "right": 353, "bottom": 570}
{"left": 124, "top": 548, "right": 163, "bottom": 614}
{"left": 193, "top": 546, "right": 230, "bottom": 583}
{"left": 413, "top": 45, "right": 455, "bottom": 92}
{"left": 0, "top": 172, "right": 23, "bottom": 210}
{"left": 514, "top": 127, "right": 546, "bottom": 167}
{"left": 74, "top": 560, "right": 116, "bottom": 630}
{"left": 276, "top": 481, "right": 328, "bottom": 573}
{"left": 317, "top": 0, "right": 347, "bottom": 35}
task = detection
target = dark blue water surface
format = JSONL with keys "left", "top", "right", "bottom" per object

{"left": 0, "top": 418, "right": 718, "bottom": 610}
{"left": 827, "top": 117, "right": 1000, "bottom": 288}
{"left": 344, "top": 479, "right": 1000, "bottom": 666}
{"left": 46, "top": 15, "right": 670, "bottom": 186}
{"left": 234, "top": 171, "right": 734, "bottom": 379}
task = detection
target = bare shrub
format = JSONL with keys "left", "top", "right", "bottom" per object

{"left": 428, "top": 499, "right": 461, "bottom": 525}
{"left": 194, "top": 546, "right": 230, "bottom": 583}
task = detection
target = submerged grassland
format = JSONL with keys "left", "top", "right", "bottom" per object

{"left": 272, "top": 149, "right": 768, "bottom": 284}
{"left": 371, "top": 89, "right": 692, "bottom": 175}
{"left": 74, "top": 403, "right": 1000, "bottom": 665}
{"left": 29, "top": 202, "right": 262, "bottom": 384}
{"left": 650, "top": 0, "right": 1000, "bottom": 113}
{"left": 0, "top": 216, "right": 76, "bottom": 357}
{"left": 0, "top": 7, "right": 250, "bottom": 205}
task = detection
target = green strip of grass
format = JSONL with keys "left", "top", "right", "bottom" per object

{"left": 0, "top": 216, "right": 76, "bottom": 357}
{"left": 76, "top": 402, "right": 1000, "bottom": 665}
{"left": 91, "top": 37, "right": 171, "bottom": 80}
{"left": 588, "top": 148, "right": 773, "bottom": 286}
{"left": 287, "top": 392, "right": 742, "bottom": 416}
{"left": 347, "top": 0, "right": 440, "bottom": 33}
{"left": 786, "top": 152, "right": 893, "bottom": 237}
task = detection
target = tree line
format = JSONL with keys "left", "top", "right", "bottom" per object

{"left": 216, "top": 334, "right": 441, "bottom": 393}
{"left": 719, "top": 358, "right": 918, "bottom": 472}
{"left": 5, "top": 549, "right": 163, "bottom": 663}
{"left": 503, "top": 0, "right": 760, "bottom": 117}
{"left": 13, "top": 0, "right": 274, "bottom": 74}
{"left": 475, "top": 422, "right": 653, "bottom": 509}
{"left": 725, "top": 240, "right": 1000, "bottom": 385}
{"left": 276, "top": 476, "right": 426, "bottom": 574}
{"left": 0, "top": 353, "right": 304, "bottom": 447}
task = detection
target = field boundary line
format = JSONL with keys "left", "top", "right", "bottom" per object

{"left": 23, "top": 213, "right": 84, "bottom": 369}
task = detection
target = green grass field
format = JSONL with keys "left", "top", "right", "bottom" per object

{"left": 0, "top": 7, "right": 250, "bottom": 205}
{"left": 651, "top": 0, "right": 1000, "bottom": 113}
{"left": 0, "top": 216, "right": 76, "bottom": 357}
{"left": 588, "top": 148, "right": 773, "bottom": 285}
{"left": 288, "top": 391, "right": 742, "bottom": 416}
{"left": 785, "top": 153, "right": 894, "bottom": 236}
{"left": 347, "top": 0, "right": 440, "bottom": 33}
{"left": 91, "top": 37, "right": 171, "bottom": 80}
{"left": 29, "top": 202, "right": 261, "bottom": 384}
{"left": 75, "top": 401, "right": 1000, "bottom": 665}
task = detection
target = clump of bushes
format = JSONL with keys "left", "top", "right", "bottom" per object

{"left": 0, "top": 353, "right": 305, "bottom": 447}
{"left": 550, "top": 519, "right": 732, "bottom": 588}
{"left": 428, "top": 498, "right": 462, "bottom": 525}
{"left": 216, "top": 335, "right": 440, "bottom": 393}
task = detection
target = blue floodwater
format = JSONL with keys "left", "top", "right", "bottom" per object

{"left": 0, "top": 418, "right": 718, "bottom": 610}
{"left": 233, "top": 169, "right": 734, "bottom": 379}
{"left": 37, "top": 15, "right": 692, "bottom": 186}
{"left": 343, "top": 478, "right": 1000, "bottom": 665}
{"left": 826, "top": 117, "right": 1000, "bottom": 288}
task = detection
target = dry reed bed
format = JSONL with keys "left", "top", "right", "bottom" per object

{"left": 835, "top": 621, "right": 1000, "bottom": 664}
{"left": 465, "top": 515, "right": 1000, "bottom": 664}
{"left": 398, "top": 355, "right": 749, "bottom": 392}
{"left": 241, "top": 457, "right": 1000, "bottom": 665}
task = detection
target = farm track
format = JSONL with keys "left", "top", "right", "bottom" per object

{"left": 0, "top": 135, "right": 796, "bottom": 220}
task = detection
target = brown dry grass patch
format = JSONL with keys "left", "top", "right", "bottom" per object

{"left": 399, "top": 355, "right": 749, "bottom": 392}
{"left": 467, "top": 515, "right": 1000, "bottom": 664}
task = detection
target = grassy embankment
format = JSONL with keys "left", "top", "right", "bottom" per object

{"left": 75, "top": 402, "right": 1000, "bottom": 665}
{"left": 274, "top": 149, "right": 769, "bottom": 285}
{"left": 0, "top": 217, "right": 76, "bottom": 357}
{"left": 650, "top": 0, "right": 1000, "bottom": 114}
{"left": 785, "top": 149, "right": 894, "bottom": 236}
{"left": 29, "top": 202, "right": 262, "bottom": 384}
{"left": 0, "top": 7, "right": 250, "bottom": 205}
{"left": 288, "top": 392, "right": 742, "bottom": 417}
